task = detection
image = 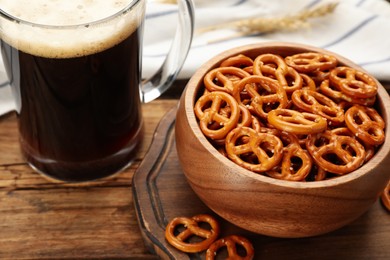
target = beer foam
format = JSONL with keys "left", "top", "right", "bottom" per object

{"left": 0, "top": 0, "right": 144, "bottom": 58}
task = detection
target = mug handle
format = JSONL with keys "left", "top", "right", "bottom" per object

{"left": 141, "top": 0, "right": 195, "bottom": 103}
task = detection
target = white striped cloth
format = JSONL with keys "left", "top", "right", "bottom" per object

{"left": 143, "top": 0, "right": 390, "bottom": 81}
{"left": 1, "top": 0, "right": 390, "bottom": 115}
{"left": 0, "top": 67, "right": 14, "bottom": 116}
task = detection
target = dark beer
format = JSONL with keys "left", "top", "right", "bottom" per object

{"left": 0, "top": 0, "right": 146, "bottom": 181}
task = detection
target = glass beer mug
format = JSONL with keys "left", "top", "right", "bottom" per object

{"left": 0, "top": 0, "right": 194, "bottom": 182}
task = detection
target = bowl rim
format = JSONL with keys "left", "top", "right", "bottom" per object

{"left": 182, "top": 41, "right": 390, "bottom": 189}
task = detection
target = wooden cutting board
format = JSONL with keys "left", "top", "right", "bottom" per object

{"left": 132, "top": 107, "right": 390, "bottom": 260}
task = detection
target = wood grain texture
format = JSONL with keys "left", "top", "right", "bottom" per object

{"left": 133, "top": 106, "right": 390, "bottom": 260}
{"left": 0, "top": 100, "right": 177, "bottom": 259}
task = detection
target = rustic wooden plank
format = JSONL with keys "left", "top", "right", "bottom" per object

{"left": 0, "top": 99, "right": 177, "bottom": 259}
{"left": 0, "top": 187, "right": 157, "bottom": 259}
{"left": 0, "top": 113, "right": 23, "bottom": 165}
{"left": 0, "top": 163, "right": 137, "bottom": 189}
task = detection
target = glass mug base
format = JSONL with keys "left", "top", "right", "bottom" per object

{"left": 20, "top": 125, "right": 144, "bottom": 183}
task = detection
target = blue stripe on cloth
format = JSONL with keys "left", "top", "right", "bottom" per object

{"left": 304, "top": 0, "right": 324, "bottom": 9}
{"left": 359, "top": 56, "right": 390, "bottom": 66}
{"left": 321, "top": 15, "right": 378, "bottom": 49}
{"left": 233, "top": 0, "right": 248, "bottom": 6}
{"left": 146, "top": 0, "right": 248, "bottom": 20}
{"left": 356, "top": 0, "right": 368, "bottom": 7}
{"left": 0, "top": 82, "right": 9, "bottom": 88}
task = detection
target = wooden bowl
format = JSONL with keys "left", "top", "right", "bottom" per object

{"left": 175, "top": 42, "right": 390, "bottom": 238}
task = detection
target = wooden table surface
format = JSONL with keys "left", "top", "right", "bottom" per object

{"left": 0, "top": 80, "right": 389, "bottom": 259}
